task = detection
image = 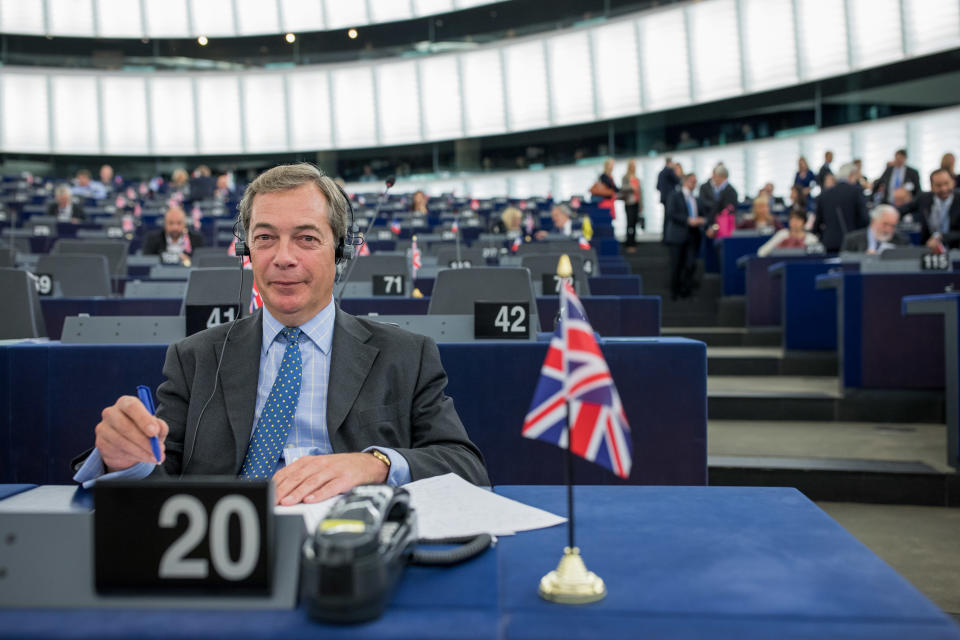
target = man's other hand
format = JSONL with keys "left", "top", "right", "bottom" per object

{"left": 96, "top": 395, "right": 168, "bottom": 472}
{"left": 272, "top": 453, "right": 390, "bottom": 506}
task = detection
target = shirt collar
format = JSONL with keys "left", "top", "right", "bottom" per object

{"left": 261, "top": 297, "right": 335, "bottom": 356}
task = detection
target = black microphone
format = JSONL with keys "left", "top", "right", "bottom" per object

{"left": 335, "top": 176, "right": 396, "bottom": 308}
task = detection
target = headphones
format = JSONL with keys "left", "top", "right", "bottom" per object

{"left": 233, "top": 183, "right": 358, "bottom": 266}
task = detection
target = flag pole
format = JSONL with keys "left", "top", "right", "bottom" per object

{"left": 560, "top": 266, "right": 575, "bottom": 551}
{"left": 537, "top": 254, "right": 606, "bottom": 605}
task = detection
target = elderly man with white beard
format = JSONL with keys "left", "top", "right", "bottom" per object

{"left": 840, "top": 204, "right": 910, "bottom": 253}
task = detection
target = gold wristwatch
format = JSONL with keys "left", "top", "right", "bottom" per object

{"left": 369, "top": 449, "right": 391, "bottom": 469}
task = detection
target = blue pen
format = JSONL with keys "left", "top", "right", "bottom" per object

{"left": 136, "top": 385, "right": 163, "bottom": 463}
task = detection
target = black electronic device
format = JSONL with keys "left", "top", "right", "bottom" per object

{"left": 301, "top": 484, "right": 493, "bottom": 624}
{"left": 301, "top": 485, "right": 417, "bottom": 623}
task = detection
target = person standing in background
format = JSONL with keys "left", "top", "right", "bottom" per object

{"left": 793, "top": 156, "right": 816, "bottom": 198}
{"left": 621, "top": 159, "right": 643, "bottom": 252}
{"left": 591, "top": 158, "right": 618, "bottom": 218}
{"left": 816, "top": 151, "right": 834, "bottom": 189}
{"left": 657, "top": 157, "right": 680, "bottom": 207}
{"left": 941, "top": 153, "right": 956, "bottom": 181}
{"left": 664, "top": 173, "right": 705, "bottom": 300}
{"left": 814, "top": 163, "right": 869, "bottom": 252}
{"left": 874, "top": 149, "right": 921, "bottom": 204}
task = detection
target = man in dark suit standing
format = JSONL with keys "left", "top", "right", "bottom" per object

{"left": 841, "top": 205, "right": 910, "bottom": 253}
{"left": 657, "top": 157, "right": 681, "bottom": 207}
{"left": 899, "top": 168, "right": 960, "bottom": 250}
{"left": 141, "top": 206, "right": 205, "bottom": 265}
{"left": 814, "top": 163, "right": 869, "bottom": 252}
{"left": 698, "top": 164, "right": 738, "bottom": 229}
{"left": 76, "top": 164, "right": 488, "bottom": 503}
{"left": 817, "top": 151, "right": 834, "bottom": 188}
{"left": 664, "top": 172, "right": 706, "bottom": 300}
{"left": 874, "top": 149, "right": 921, "bottom": 204}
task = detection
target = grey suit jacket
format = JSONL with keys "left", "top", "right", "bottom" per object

{"left": 152, "top": 307, "right": 489, "bottom": 485}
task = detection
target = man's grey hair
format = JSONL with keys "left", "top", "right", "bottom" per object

{"left": 713, "top": 165, "right": 729, "bottom": 179}
{"left": 54, "top": 184, "right": 72, "bottom": 198}
{"left": 837, "top": 162, "right": 858, "bottom": 180}
{"left": 553, "top": 203, "right": 574, "bottom": 218}
{"left": 870, "top": 204, "right": 900, "bottom": 221}
{"left": 238, "top": 163, "right": 349, "bottom": 243}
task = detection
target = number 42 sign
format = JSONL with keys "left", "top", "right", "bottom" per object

{"left": 474, "top": 301, "right": 530, "bottom": 339}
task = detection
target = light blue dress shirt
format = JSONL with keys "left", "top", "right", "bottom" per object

{"left": 75, "top": 299, "right": 410, "bottom": 488}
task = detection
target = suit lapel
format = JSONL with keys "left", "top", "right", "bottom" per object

{"left": 214, "top": 311, "right": 264, "bottom": 469}
{"left": 327, "top": 308, "right": 378, "bottom": 439}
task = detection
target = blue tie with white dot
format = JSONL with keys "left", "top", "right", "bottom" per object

{"left": 239, "top": 327, "right": 302, "bottom": 480}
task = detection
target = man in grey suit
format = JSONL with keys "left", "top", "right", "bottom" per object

{"left": 77, "top": 164, "right": 488, "bottom": 504}
{"left": 841, "top": 205, "right": 910, "bottom": 253}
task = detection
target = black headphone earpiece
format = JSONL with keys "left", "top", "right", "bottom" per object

{"left": 233, "top": 217, "right": 250, "bottom": 258}
{"left": 335, "top": 183, "right": 358, "bottom": 266}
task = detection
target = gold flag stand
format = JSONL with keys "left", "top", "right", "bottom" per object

{"left": 538, "top": 254, "right": 607, "bottom": 605}
{"left": 538, "top": 546, "right": 606, "bottom": 604}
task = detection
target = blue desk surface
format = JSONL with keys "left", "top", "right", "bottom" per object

{"left": 1, "top": 485, "right": 956, "bottom": 640}
{"left": 0, "top": 338, "right": 705, "bottom": 487}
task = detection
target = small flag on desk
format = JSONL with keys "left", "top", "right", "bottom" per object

{"left": 249, "top": 280, "right": 263, "bottom": 312}
{"left": 578, "top": 236, "right": 591, "bottom": 250}
{"left": 191, "top": 203, "right": 203, "bottom": 231}
{"left": 522, "top": 280, "right": 632, "bottom": 479}
{"left": 357, "top": 238, "right": 370, "bottom": 256}
{"left": 511, "top": 236, "right": 522, "bottom": 253}
{"left": 451, "top": 220, "right": 459, "bottom": 234}
{"left": 390, "top": 218, "right": 402, "bottom": 235}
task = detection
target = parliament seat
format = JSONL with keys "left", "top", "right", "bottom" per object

{"left": 35, "top": 254, "right": 112, "bottom": 297}
{"left": 0, "top": 268, "right": 46, "bottom": 339}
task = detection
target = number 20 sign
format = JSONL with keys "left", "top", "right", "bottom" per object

{"left": 94, "top": 479, "right": 272, "bottom": 594}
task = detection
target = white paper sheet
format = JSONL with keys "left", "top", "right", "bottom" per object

{"left": 274, "top": 473, "right": 566, "bottom": 539}
{"left": 406, "top": 473, "right": 567, "bottom": 539}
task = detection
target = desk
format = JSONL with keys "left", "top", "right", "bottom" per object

{"left": 742, "top": 255, "right": 824, "bottom": 327}
{"left": 717, "top": 235, "right": 768, "bottom": 296}
{"left": 771, "top": 261, "right": 856, "bottom": 351}
{"left": 0, "top": 338, "right": 705, "bottom": 486}
{"left": 1, "top": 485, "right": 956, "bottom": 639}
{"left": 41, "top": 296, "right": 661, "bottom": 339}
{"left": 40, "top": 298, "right": 182, "bottom": 339}
{"left": 817, "top": 272, "right": 960, "bottom": 389}
{"left": 903, "top": 293, "right": 960, "bottom": 468}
